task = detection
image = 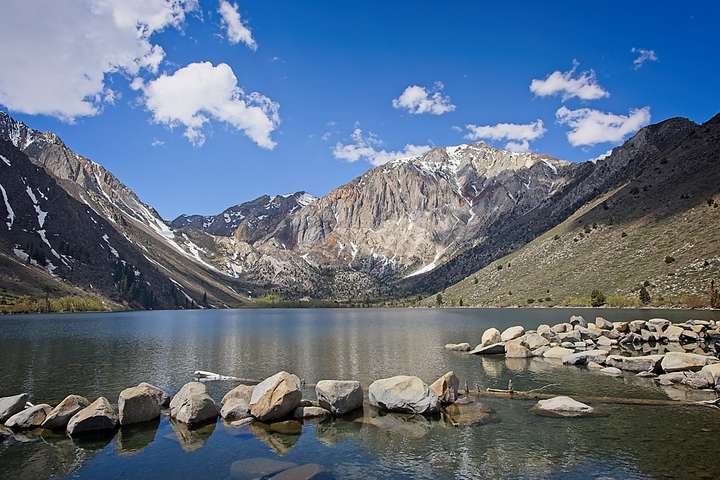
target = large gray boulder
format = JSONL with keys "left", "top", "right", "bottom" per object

{"left": 606, "top": 354, "right": 664, "bottom": 372}
{"left": 532, "top": 396, "right": 594, "bottom": 417}
{"left": 505, "top": 341, "right": 531, "bottom": 358}
{"left": 250, "top": 371, "right": 302, "bottom": 422}
{"left": 67, "top": 397, "right": 118, "bottom": 435}
{"left": 137, "top": 382, "right": 171, "bottom": 407}
{"left": 169, "top": 382, "right": 218, "bottom": 425}
{"left": 41, "top": 394, "right": 90, "bottom": 430}
{"left": 660, "top": 352, "right": 719, "bottom": 373}
{"left": 647, "top": 318, "right": 670, "bottom": 333}
{"left": 368, "top": 375, "right": 439, "bottom": 414}
{"left": 501, "top": 326, "right": 525, "bottom": 342}
{"left": 220, "top": 384, "right": 254, "bottom": 421}
{"left": 479, "top": 328, "right": 501, "bottom": 347}
{"left": 5, "top": 404, "right": 51, "bottom": 430}
{"left": 0, "top": 393, "right": 28, "bottom": 423}
{"left": 315, "top": 380, "right": 363, "bottom": 415}
{"left": 523, "top": 332, "right": 550, "bottom": 350}
{"left": 661, "top": 325, "right": 684, "bottom": 342}
{"left": 430, "top": 371, "right": 460, "bottom": 404}
{"left": 698, "top": 363, "right": 720, "bottom": 386}
{"left": 595, "top": 317, "right": 613, "bottom": 330}
{"left": 118, "top": 385, "right": 161, "bottom": 426}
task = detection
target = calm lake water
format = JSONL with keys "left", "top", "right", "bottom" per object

{"left": 1, "top": 307, "right": 719, "bottom": 479}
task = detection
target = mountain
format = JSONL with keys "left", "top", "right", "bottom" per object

{"left": 0, "top": 112, "right": 254, "bottom": 309}
{"left": 1, "top": 110, "right": 718, "bottom": 309}
{"left": 171, "top": 192, "right": 316, "bottom": 239}
{"left": 431, "top": 114, "right": 720, "bottom": 307}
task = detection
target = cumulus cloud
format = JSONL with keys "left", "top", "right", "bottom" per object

{"left": 142, "top": 62, "right": 279, "bottom": 148}
{"left": 392, "top": 82, "right": 456, "bottom": 115}
{"left": 464, "top": 120, "right": 546, "bottom": 152}
{"left": 218, "top": 1, "right": 257, "bottom": 50}
{"left": 530, "top": 61, "right": 609, "bottom": 101}
{"left": 0, "top": 0, "right": 196, "bottom": 120}
{"left": 631, "top": 48, "right": 658, "bottom": 69}
{"left": 556, "top": 106, "right": 651, "bottom": 147}
{"left": 333, "top": 129, "right": 430, "bottom": 166}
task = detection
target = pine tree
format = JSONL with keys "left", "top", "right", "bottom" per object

{"left": 710, "top": 280, "right": 719, "bottom": 309}
{"left": 639, "top": 286, "right": 651, "bottom": 305}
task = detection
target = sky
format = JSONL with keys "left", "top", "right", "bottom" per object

{"left": 1, "top": 1, "right": 718, "bottom": 219}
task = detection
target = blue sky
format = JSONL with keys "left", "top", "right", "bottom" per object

{"left": 2, "top": 1, "right": 719, "bottom": 219}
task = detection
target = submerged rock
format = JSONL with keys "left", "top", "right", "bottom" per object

{"left": 315, "top": 380, "right": 363, "bottom": 415}
{"left": 442, "top": 400, "right": 497, "bottom": 427}
{"left": 230, "top": 458, "right": 297, "bottom": 480}
{"left": 605, "top": 354, "right": 664, "bottom": 373}
{"left": 294, "top": 406, "right": 330, "bottom": 419}
{"left": 272, "top": 464, "right": 325, "bottom": 480}
{"left": 119, "top": 385, "right": 161, "bottom": 426}
{"left": 42, "top": 395, "right": 90, "bottom": 430}
{"left": 532, "top": 396, "right": 595, "bottom": 417}
{"left": 169, "top": 382, "right": 218, "bottom": 426}
{"left": 0, "top": 393, "right": 29, "bottom": 423}
{"left": 600, "top": 367, "right": 623, "bottom": 377}
{"left": 250, "top": 371, "right": 303, "bottom": 422}
{"left": 368, "top": 375, "right": 439, "bottom": 414}
{"left": 430, "top": 371, "right": 460, "bottom": 404}
{"left": 67, "top": 397, "right": 118, "bottom": 435}
{"left": 444, "top": 342, "right": 471, "bottom": 352}
{"left": 562, "top": 350, "right": 608, "bottom": 366}
{"left": 5, "top": 404, "right": 51, "bottom": 430}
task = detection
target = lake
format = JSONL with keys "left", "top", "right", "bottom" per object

{"left": 1, "top": 307, "right": 719, "bottom": 479}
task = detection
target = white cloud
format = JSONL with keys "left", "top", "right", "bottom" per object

{"left": 464, "top": 120, "right": 546, "bottom": 152}
{"left": 0, "top": 0, "right": 196, "bottom": 120}
{"left": 530, "top": 61, "right": 609, "bottom": 101}
{"left": 142, "top": 62, "right": 279, "bottom": 148}
{"left": 218, "top": 1, "right": 257, "bottom": 50}
{"left": 392, "top": 82, "right": 456, "bottom": 115}
{"left": 631, "top": 48, "right": 658, "bottom": 69}
{"left": 333, "top": 128, "right": 430, "bottom": 166}
{"left": 556, "top": 106, "right": 651, "bottom": 147}
{"left": 151, "top": 138, "right": 165, "bottom": 147}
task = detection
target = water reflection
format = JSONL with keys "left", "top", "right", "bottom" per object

{"left": 168, "top": 418, "right": 215, "bottom": 452}
{"left": 116, "top": 419, "right": 159, "bottom": 455}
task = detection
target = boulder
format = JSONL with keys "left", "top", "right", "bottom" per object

{"left": 613, "top": 322, "right": 629, "bottom": 333}
{"left": 537, "top": 324, "right": 552, "bottom": 337}
{"left": 169, "top": 382, "right": 218, "bottom": 425}
{"left": 560, "top": 341, "right": 575, "bottom": 348}
{"left": 587, "top": 361, "right": 604, "bottom": 369}
{"left": 647, "top": 318, "right": 670, "bottom": 333}
{"left": 501, "top": 326, "right": 525, "bottom": 342}
{"left": 468, "top": 342, "right": 505, "bottom": 355}
{"left": 595, "top": 317, "right": 613, "bottom": 330}
{"left": 606, "top": 354, "right": 664, "bottom": 372}
{"left": 249, "top": 372, "right": 302, "bottom": 422}
{"left": 137, "top": 382, "right": 171, "bottom": 407}
{"left": 41, "top": 394, "right": 90, "bottom": 430}
{"left": 662, "top": 325, "right": 684, "bottom": 342}
{"left": 629, "top": 320, "right": 647, "bottom": 333}
{"left": 293, "top": 406, "right": 330, "bottom": 419}
{"left": 562, "top": 350, "right": 608, "bottom": 366}
{"left": 640, "top": 329, "right": 659, "bottom": 342}
{"left": 5, "top": 404, "right": 51, "bottom": 430}
{"left": 531, "top": 346, "right": 549, "bottom": 357}
{"left": 596, "top": 336, "right": 614, "bottom": 347}
{"left": 430, "top": 371, "right": 460, "bottom": 404}
{"left": 444, "top": 343, "right": 471, "bottom": 352}
{"left": 558, "top": 330, "right": 582, "bottom": 342}
{"left": 657, "top": 372, "right": 691, "bottom": 386}
{"left": 578, "top": 327, "right": 600, "bottom": 340}
{"left": 368, "top": 375, "right": 439, "bottom": 414}
{"left": 551, "top": 323, "right": 571, "bottom": 334}
{"left": 505, "top": 341, "right": 531, "bottom": 358}
{"left": 118, "top": 385, "right": 161, "bottom": 426}
{"left": 636, "top": 371, "right": 656, "bottom": 378}
{"left": 698, "top": 363, "right": 720, "bottom": 386}
{"left": 480, "top": 328, "right": 502, "bottom": 347}
{"left": 315, "top": 380, "right": 363, "bottom": 415}
{"left": 600, "top": 367, "right": 623, "bottom": 376}
{"left": 660, "top": 352, "right": 719, "bottom": 373}
{"left": 569, "top": 315, "right": 586, "bottom": 327}
{"left": 532, "top": 396, "right": 594, "bottom": 417}
{"left": 0, "top": 393, "right": 28, "bottom": 423}
{"left": 523, "top": 333, "right": 549, "bottom": 350}
{"left": 66, "top": 397, "right": 118, "bottom": 435}
{"left": 681, "top": 330, "right": 700, "bottom": 342}
{"left": 543, "top": 346, "right": 575, "bottom": 359}
{"left": 221, "top": 385, "right": 253, "bottom": 421}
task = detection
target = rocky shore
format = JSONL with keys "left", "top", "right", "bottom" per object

{"left": 446, "top": 316, "right": 720, "bottom": 392}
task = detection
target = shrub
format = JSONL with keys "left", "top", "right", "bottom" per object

{"left": 496, "top": 264, "right": 503, "bottom": 271}
{"left": 553, "top": 234, "right": 560, "bottom": 240}
{"left": 621, "top": 232, "right": 627, "bottom": 238}
{"left": 664, "top": 256, "right": 676, "bottom": 264}
{"left": 711, "top": 280, "right": 720, "bottom": 309}
{"left": 436, "top": 293, "right": 443, "bottom": 306}
{"left": 639, "top": 286, "right": 651, "bottom": 305}
{"left": 527, "top": 298, "right": 535, "bottom": 304}
{"left": 590, "top": 289, "right": 606, "bottom": 307}
{"left": 473, "top": 277, "right": 478, "bottom": 285}
{"left": 459, "top": 298, "right": 464, "bottom": 307}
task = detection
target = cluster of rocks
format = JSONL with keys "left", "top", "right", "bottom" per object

{"left": 445, "top": 316, "right": 720, "bottom": 392}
